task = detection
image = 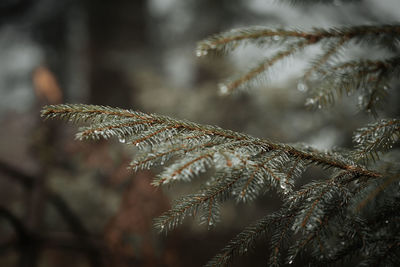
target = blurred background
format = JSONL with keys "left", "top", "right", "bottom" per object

{"left": 0, "top": 0, "right": 399, "bottom": 266}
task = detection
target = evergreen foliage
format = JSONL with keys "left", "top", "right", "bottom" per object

{"left": 197, "top": 24, "right": 400, "bottom": 114}
{"left": 41, "top": 1, "right": 400, "bottom": 266}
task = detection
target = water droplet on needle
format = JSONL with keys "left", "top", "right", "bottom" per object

{"left": 218, "top": 83, "right": 229, "bottom": 95}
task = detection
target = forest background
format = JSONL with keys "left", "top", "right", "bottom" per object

{"left": 0, "top": 0, "right": 399, "bottom": 266}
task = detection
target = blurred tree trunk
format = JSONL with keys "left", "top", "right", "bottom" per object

{"left": 85, "top": 0, "right": 148, "bottom": 108}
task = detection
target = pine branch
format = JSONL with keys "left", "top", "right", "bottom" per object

{"left": 355, "top": 193, "right": 400, "bottom": 266}
{"left": 355, "top": 174, "right": 400, "bottom": 212}
{"left": 238, "top": 151, "right": 288, "bottom": 200}
{"left": 268, "top": 210, "right": 297, "bottom": 267}
{"left": 286, "top": 183, "right": 353, "bottom": 264}
{"left": 302, "top": 37, "right": 348, "bottom": 81}
{"left": 205, "top": 211, "right": 291, "bottom": 267}
{"left": 154, "top": 172, "right": 240, "bottom": 232}
{"left": 41, "top": 104, "right": 394, "bottom": 266}
{"left": 353, "top": 118, "right": 400, "bottom": 162}
{"left": 41, "top": 104, "right": 152, "bottom": 123}
{"left": 41, "top": 105, "right": 382, "bottom": 186}
{"left": 154, "top": 151, "right": 304, "bottom": 233}
{"left": 198, "top": 24, "right": 400, "bottom": 112}
{"left": 218, "top": 40, "right": 310, "bottom": 95}
{"left": 305, "top": 57, "right": 400, "bottom": 111}
{"left": 266, "top": 171, "right": 363, "bottom": 265}
{"left": 280, "top": 0, "right": 362, "bottom": 5}
{"left": 41, "top": 104, "right": 387, "bottom": 246}
{"left": 312, "top": 215, "right": 367, "bottom": 265}
{"left": 197, "top": 25, "right": 400, "bottom": 57}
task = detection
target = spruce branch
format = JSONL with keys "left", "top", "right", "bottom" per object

{"left": 154, "top": 172, "right": 241, "bottom": 232}
{"left": 355, "top": 173, "right": 400, "bottom": 212}
{"left": 239, "top": 151, "right": 288, "bottom": 199}
{"left": 306, "top": 215, "right": 367, "bottom": 265}
{"left": 205, "top": 211, "right": 292, "bottom": 267}
{"left": 302, "top": 37, "right": 348, "bottom": 82}
{"left": 353, "top": 118, "right": 400, "bottom": 162}
{"left": 154, "top": 154, "right": 306, "bottom": 237}
{"left": 272, "top": 171, "right": 366, "bottom": 265}
{"left": 198, "top": 24, "right": 400, "bottom": 111}
{"left": 268, "top": 210, "right": 297, "bottom": 267}
{"left": 291, "top": 175, "right": 352, "bottom": 234}
{"left": 305, "top": 57, "right": 400, "bottom": 111}
{"left": 355, "top": 195, "right": 400, "bottom": 266}
{"left": 41, "top": 103, "right": 396, "bottom": 266}
{"left": 218, "top": 40, "right": 310, "bottom": 95}
{"left": 41, "top": 104, "right": 382, "bottom": 185}
{"left": 280, "top": 0, "right": 362, "bottom": 5}
{"left": 286, "top": 181, "right": 353, "bottom": 265}
{"left": 197, "top": 25, "right": 400, "bottom": 57}
{"left": 41, "top": 104, "right": 152, "bottom": 123}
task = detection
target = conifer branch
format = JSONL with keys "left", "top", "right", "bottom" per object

{"left": 239, "top": 151, "right": 286, "bottom": 198}
{"left": 287, "top": 171, "right": 353, "bottom": 231}
{"left": 282, "top": 157, "right": 305, "bottom": 188}
{"left": 268, "top": 211, "right": 297, "bottom": 266}
{"left": 356, "top": 174, "right": 400, "bottom": 212}
{"left": 286, "top": 180, "right": 353, "bottom": 264}
{"left": 41, "top": 104, "right": 151, "bottom": 123}
{"left": 197, "top": 25, "right": 400, "bottom": 56}
{"left": 154, "top": 172, "right": 242, "bottom": 232}
{"left": 41, "top": 104, "right": 396, "bottom": 266}
{"left": 353, "top": 118, "right": 400, "bottom": 161}
{"left": 302, "top": 37, "right": 348, "bottom": 81}
{"left": 306, "top": 57, "right": 400, "bottom": 111}
{"left": 198, "top": 24, "right": 400, "bottom": 111}
{"left": 281, "top": 0, "right": 362, "bottom": 5}
{"left": 219, "top": 40, "right": 310, "bottom": 94}
{"left": 41, "top": 104, "right": 382, "bottom": 184}
{"left": 205, "top": 211, "right": 291, "bottom": 267}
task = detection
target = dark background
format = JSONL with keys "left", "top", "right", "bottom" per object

{"left": 0, "top": 0, "right": 399, "bottom": 266}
